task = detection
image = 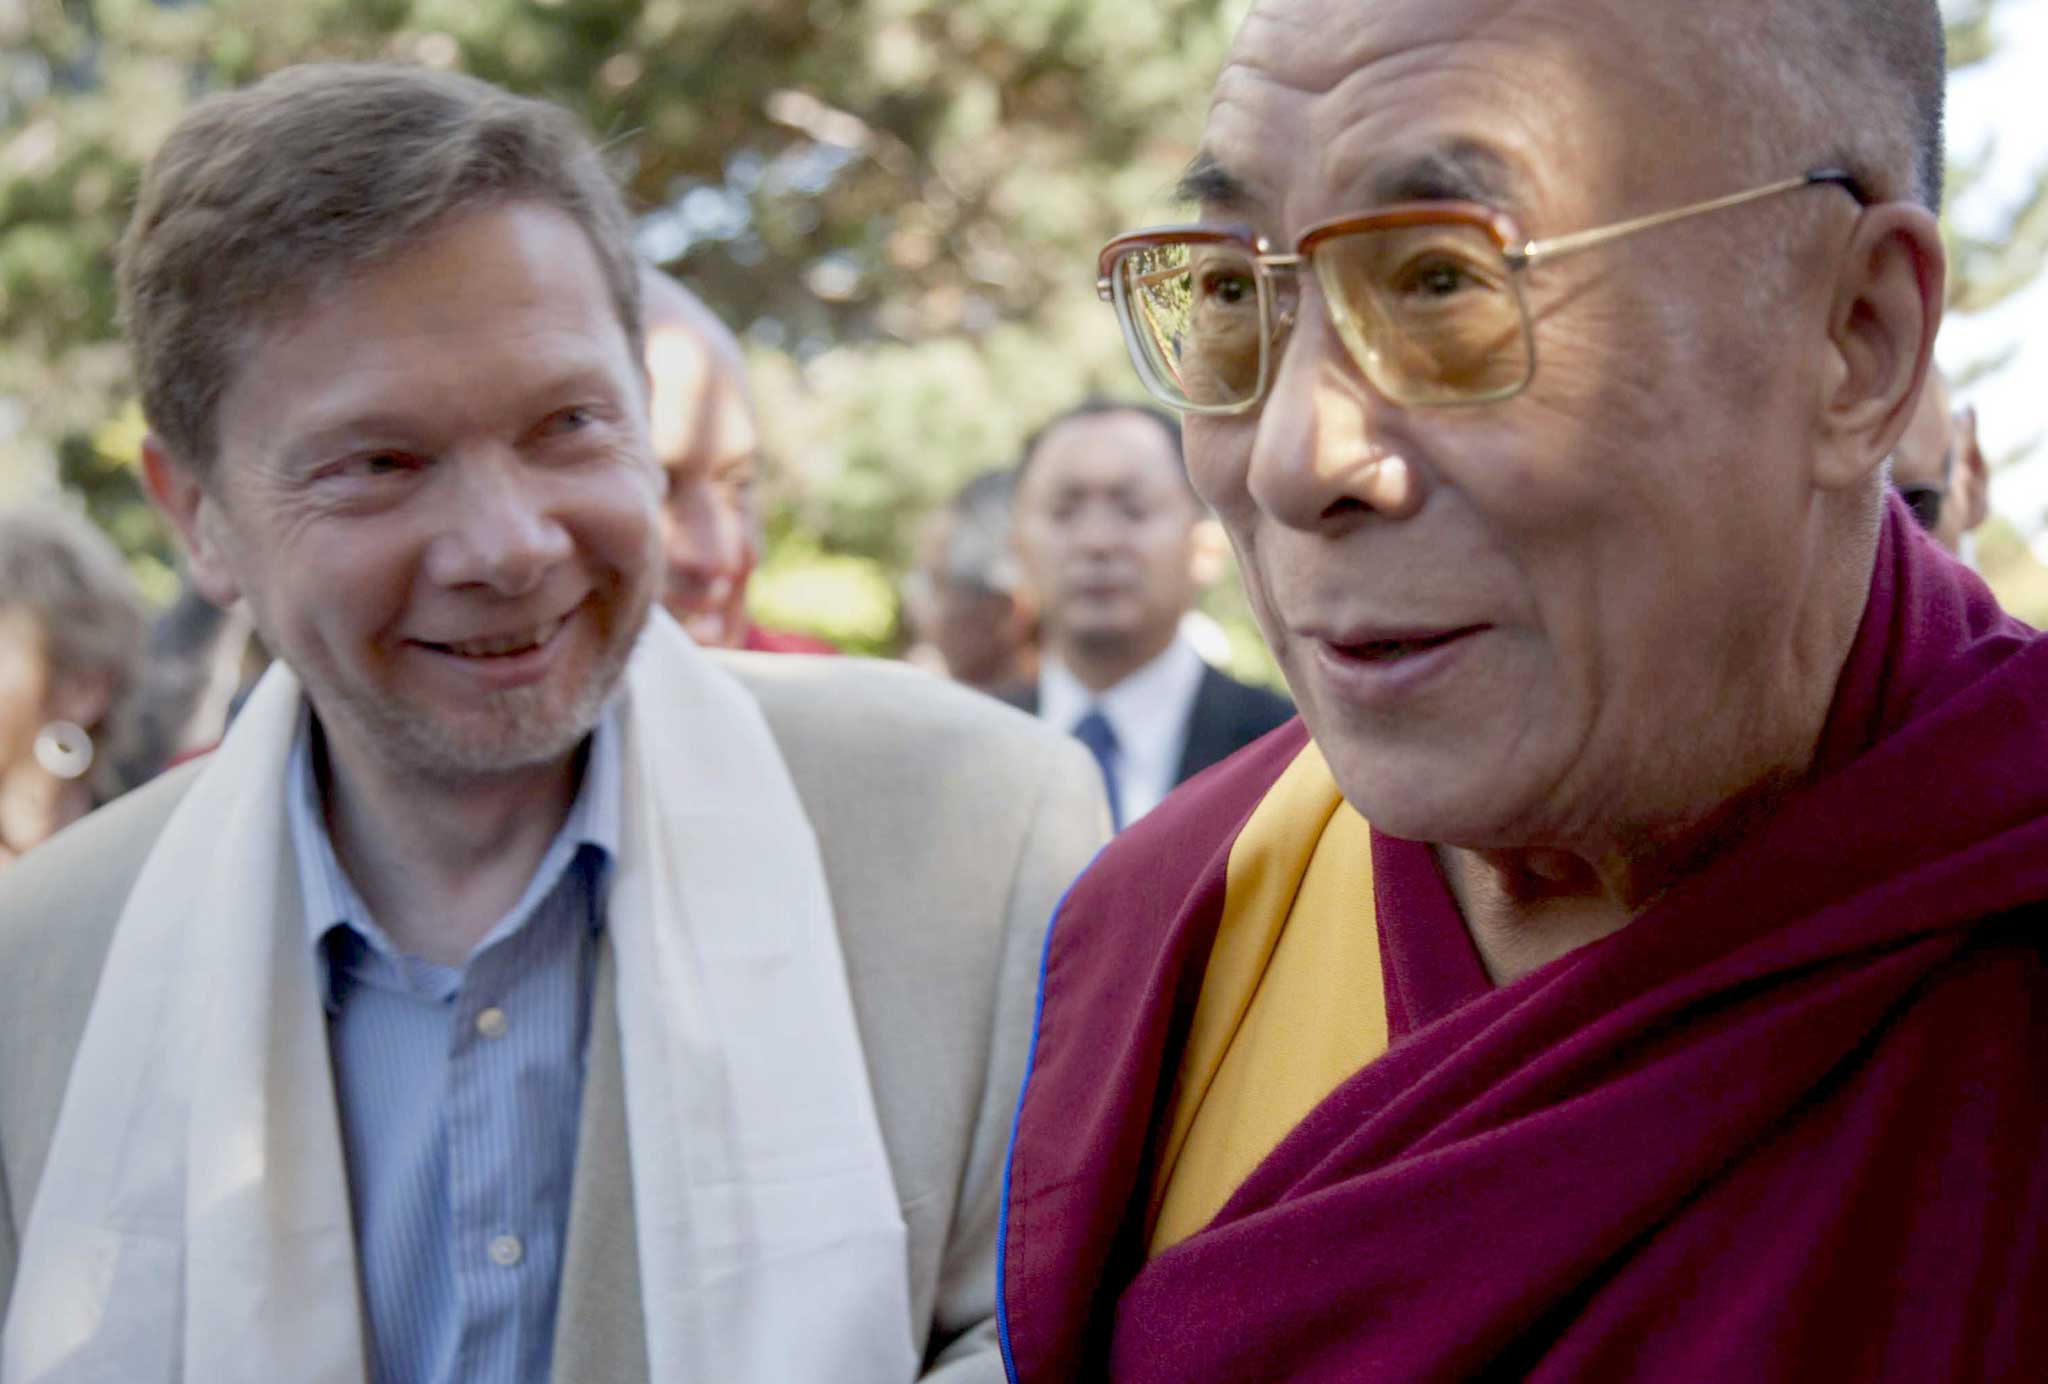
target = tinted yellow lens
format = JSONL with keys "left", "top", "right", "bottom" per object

{"left": 1313, "top": 223, "right": 1529, "bottom": 404}
{"left": 1114, "top": 241, "right": 1265, "bottom": 410}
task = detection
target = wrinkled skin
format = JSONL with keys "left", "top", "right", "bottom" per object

{"left": 1179, "top": 0, "right": 1941, "bottom": 962}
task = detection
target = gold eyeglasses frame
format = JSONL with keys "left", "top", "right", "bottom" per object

{"left": 1096, "top": 167, "right": 1867, "bottom": 415}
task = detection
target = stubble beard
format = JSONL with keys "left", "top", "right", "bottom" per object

{"left": 313, "top": 585, "right": 652, "bottom": 789}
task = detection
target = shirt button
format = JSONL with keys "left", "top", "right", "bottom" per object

{"left": 475, "top": 1006, "right": 509, "bottom": 1039}
{"left": 488, "top": 1234, "right": 524, "bottom": 1267}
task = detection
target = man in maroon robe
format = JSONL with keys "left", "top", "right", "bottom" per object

{"left": 999, "top": 0, "right": 2048, "bottom": 1378}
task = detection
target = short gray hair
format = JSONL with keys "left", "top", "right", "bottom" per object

{"left": 940, "top": 469, "right": 1024, "bottom": 595}
{"left": 1694, "top": 0, "right": 1946, "bottom": 211}
{"left": 0, "top": 504, "right": 151, "bottom": 802}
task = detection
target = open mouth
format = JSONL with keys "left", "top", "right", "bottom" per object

{"left": 1328, "top": 627, "right": 1479, "bottom": 663}
{"left": 423, "top": 613, "right": 570, "bottom": 659}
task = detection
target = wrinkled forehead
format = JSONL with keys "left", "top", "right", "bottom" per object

{"left": 1201, "top": 0, "right": 1713, "bottom": 234}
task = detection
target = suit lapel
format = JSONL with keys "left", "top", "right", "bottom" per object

{"left": 1174, "top": 666, "right": 1229, "bottom": 785}
{"left": 550, "top": 937, "right": 650, "bottom": 1384}
{"left": 996, "top": 682, "right": 1039, "bottom": 716}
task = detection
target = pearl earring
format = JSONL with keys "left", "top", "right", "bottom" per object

{"left": 32, "top": 720, "right": 94, "bottom": 780}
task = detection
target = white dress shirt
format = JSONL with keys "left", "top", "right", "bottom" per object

{"left": 1039, "top": 637, "right": 1208, "bottom": 825}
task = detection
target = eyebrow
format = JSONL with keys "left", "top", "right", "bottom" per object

{"left": 1361, "top": 139, "right": 1519, "bottom": 207}
{"left": 1176, "top": 138, "right": 1522, "bottom": 220}
{"left": 1175, "top": 150, "right": 1256, "bottom": 211}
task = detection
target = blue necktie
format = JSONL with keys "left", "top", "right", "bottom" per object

{"left": 1071, "top": 707, "right": 1124, "bottom": 831}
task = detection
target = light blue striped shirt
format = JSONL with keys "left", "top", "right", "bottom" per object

{"left": 286, "top": 706, "right": 621, "bottom": 1384}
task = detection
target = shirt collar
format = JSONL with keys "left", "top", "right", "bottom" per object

{"left": 1040, "top": 637, "right": 1207, "bottom": 757}
{"left": 288, "top": 699, "right": 624, "bottom": 1012}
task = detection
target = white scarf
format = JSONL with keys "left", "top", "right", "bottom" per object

{"left": 3, "top": 613, "right": 917, "bottom": 1383}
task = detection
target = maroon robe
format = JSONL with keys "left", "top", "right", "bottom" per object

{"left": 1000, "top": 496, "right": 2048, "bottom": 1382}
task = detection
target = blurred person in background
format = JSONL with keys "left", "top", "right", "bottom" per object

{"left": 905, "top": 469, "right": 1039, "bottom": 693}
{"left": 1890, "top": 365, "right": 1988, "bottom": 557}
{"left": 641, "top": 266, "right": 834, "bottom": 654}
{"left": 128, "top": 579, "right": 265, "bottom": 770}
{"left": 0, "top": 504, "right": 151, "bottom": 866}
{"left": 1007, "top": 399, "right": 1293, "bottom": 829}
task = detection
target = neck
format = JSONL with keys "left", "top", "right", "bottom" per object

{"left": 1060, "top": 624, "right": 1177, "bottom": 696}
{"left": 0, "top": 758, "right": 94, "bottom": 862}
{"left": 315, "top": 723, "right": 585, "bottom": 968}
{"left": 1437, "top": 502, "right": 1879, "bottom": 986}
{"left": 1436, "top": 766, "right": 1802, "bottom": 984}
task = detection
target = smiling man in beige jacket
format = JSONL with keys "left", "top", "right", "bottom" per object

{"left": 0, "top": 62, "right": 1103, "bottom": 1384}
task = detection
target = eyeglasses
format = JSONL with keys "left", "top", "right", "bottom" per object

{"left": 1894, "top": 442, "right": 1955, "bottom": 533}
{"left": 1896, "top": 482, "right": 1946, "bottom": 533}
{"left": 1097, "top": 168, "right": 1867, "bottom": 414}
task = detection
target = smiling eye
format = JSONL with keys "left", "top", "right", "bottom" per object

{"left": 353, "top": 451, "right": 418, "bottom": 477}
{"left": 540, "top": 405, "right": 596, "bottom": 436}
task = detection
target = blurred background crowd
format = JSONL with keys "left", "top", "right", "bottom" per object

{"left": 0, "top": 0, "right": 2043, "bottom": 857}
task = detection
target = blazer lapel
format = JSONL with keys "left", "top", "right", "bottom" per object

{"left": 995, "top": 681, "right": 1039, "bottom": 716}
{"left": 1174, "top": 666, "right": 1230, "bottom": 785}
{"left": 550, "top": 938, "right": 651, "bottom": 1384}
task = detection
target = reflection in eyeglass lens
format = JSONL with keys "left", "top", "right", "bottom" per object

{"left": 1116, "top": 222, "right": 1533, "bottom": 410}
{"left": 1316, "top": 223, "right": 1526, "bottom": 402}
{"left": 1119, "top": 242, "right": 1265, "bottom": 408}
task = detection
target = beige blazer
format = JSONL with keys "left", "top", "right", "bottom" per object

{"left": 0, "top": 652, "right": 1108, "bottom": 1383}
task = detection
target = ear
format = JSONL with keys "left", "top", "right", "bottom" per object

{"left": 1007, "top": 502, "right": 1040, "bottom": 570}
{"left": 1811, "top": 203, "right": 1946, "bottom": 492}
{"left": 47, "top": 666, "right": 115, "bottom": 730}
{"left": 1006, "top": 576, "right": 1041, "bottom": 639}
{"left": 141, "top": 435, "right": 244, "bottom": 609}
{"left": 1189, "top": 515, "right": 1229, "bottom": 588}
{"left": 1954, "top": 403, "right": 1991, "bottom": 533}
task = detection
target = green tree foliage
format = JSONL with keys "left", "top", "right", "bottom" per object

{"left": 2, "top": 0, "right": 2043, "bottom": 657}
{"left": 1939, "top": 1, "right": 2046, "bottom": 471}
{"left": 1, "top": 0, "right": 1248, "bottom": 648}
{"left": 1942, "top": 0, "right": 2048, "bottom": 318}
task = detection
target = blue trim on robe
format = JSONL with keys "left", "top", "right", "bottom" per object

{"left": 997, "top": 846, "right": 1107, "bottom": 1383}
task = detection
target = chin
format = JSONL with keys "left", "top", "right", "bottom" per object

{"left": 1312, "top": 720, "right": 1538, "bottom": 850}
{"left": 1067, "top": 619, "right": 1148, "bottom": 655}
{"left": 367, "top": 629, "right": 636, "bottom": 782}
{"left": 665, "top": 604, "right": 744, "bottom": 649}
{"left": 382, "top": 689, "right": 607, "bottom": 781}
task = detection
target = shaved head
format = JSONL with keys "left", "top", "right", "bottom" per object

{"left": 640, "top": 265, "right": 746, "bottom": 377}
{"left": 1683, "top": 0, "right": 1946, "bottom": 210}
{"left": 1213, "top": 0, "right": 1944, "bottom": 213}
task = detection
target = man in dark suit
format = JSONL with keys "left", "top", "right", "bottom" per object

{"left": 1005, "top": 399, "right": 1293, "bottom": 828}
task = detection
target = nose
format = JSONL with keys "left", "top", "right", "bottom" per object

{"left": 424, "top": 450, "right": 573, "bottom": 595}
{"left": 1062, "top": 498, "right": 1134, "bottom": 559}
{"left": 1245, "top": 301, "right": 1424, "bottom": 531}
